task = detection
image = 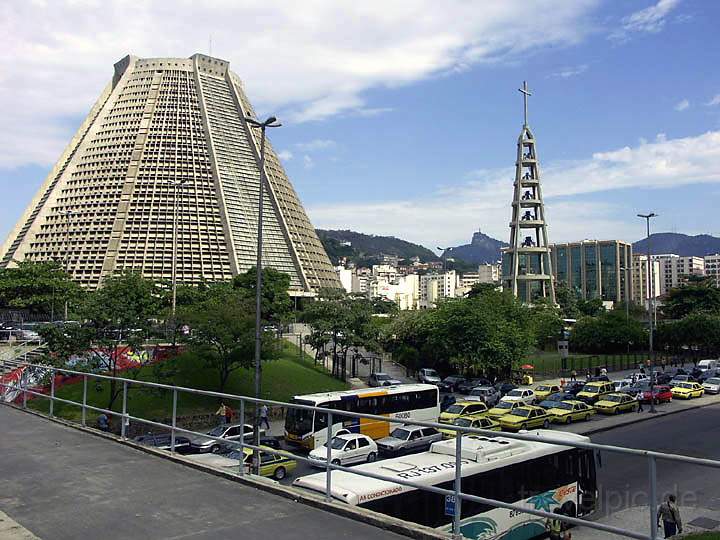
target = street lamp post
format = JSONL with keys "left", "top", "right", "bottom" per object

{"left": 620, "top": 265, "right": 631, "bottom": 353}
{"left": 638, "top": 213, "right": 658, "bottom": 413}
{"left": 437, "top": 247, "right": 447, "bottom": 272}
{"left": 245, "top": 114, "right": 281, "bottom": 473}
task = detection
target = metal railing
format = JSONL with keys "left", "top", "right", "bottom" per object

{"left": 2, "top": 357, "right": 719, "bottom": 540}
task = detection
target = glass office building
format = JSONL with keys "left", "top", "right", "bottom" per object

{"left": 550, "top": 240, "right": 633, "bottom": 304}
{"left": 0, "top": 54, "right": 340, "bottom": 293}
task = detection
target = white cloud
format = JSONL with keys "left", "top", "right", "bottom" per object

{"left": 352, "top": 107, "right": 395, "bottom": 118}
{"left": 610, "top": 0, "right": 681, "bottom": 42}
{"left": 277, "top": 150, "right": 293, "bottom": 161}
{"left": 706, "top": 94, "right": 720, "bottom": 107}
{"left": 295, "top": 139, "right": 336, "bottom": 152}
{"left": 303, "top": 155, "right": 315, "bottom": 169}
{"left": 308, "top": 130, "right": 720, "bottom": 247}
{"left": 0, "top": 0, "right": 599, "bottom": 168}
{"left": 674, "top": 98, "right": 690, "bottom": 111}
{"left": 548, "top": 64, "right": 588, "bottom": 79}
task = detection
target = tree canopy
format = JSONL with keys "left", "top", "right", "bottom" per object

{"left": 661, "top": 282, "right": 720, "bottom": 319}
{"left": 0, "top": 261, "right": 82, "bottom": 317}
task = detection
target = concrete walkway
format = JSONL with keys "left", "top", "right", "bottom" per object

{"left": 0, "top": 405, "right": 405, "bottom": 540}
{"left": 574, "top": 505, "right": 720, "bottom": 539}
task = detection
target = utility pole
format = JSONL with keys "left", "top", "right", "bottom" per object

{"left": 638, "top": 213, "right": 658, "bottom": 413}
{"left": 245, "top": 114, "right": 281, "bottom": 474}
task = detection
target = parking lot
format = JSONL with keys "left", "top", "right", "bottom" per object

{"left": 168, "top": 365, "right": 720, "bottom": 487}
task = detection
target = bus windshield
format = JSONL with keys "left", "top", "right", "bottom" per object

{"left": 285, "top": 401, "right": 315, "bottom": 434}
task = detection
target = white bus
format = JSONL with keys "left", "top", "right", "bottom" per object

{"left": 294, "top": 430, "right": 598, "bottom": 539}
{"left": 284, "top": 384, "right": 439, "bottom": 450}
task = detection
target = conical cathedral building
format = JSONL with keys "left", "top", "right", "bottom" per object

{"left": 0, "top": 54, "right": 340, "bottom": 292}
{"left": 501, "top": 82, "right": 555, "bottom": 303}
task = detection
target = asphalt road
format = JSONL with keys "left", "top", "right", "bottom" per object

{"left": 590, "top": 403, "right": 720, "bottom": 517}
{"left": 0, "top": 406, "right": 406, "bottom": 540}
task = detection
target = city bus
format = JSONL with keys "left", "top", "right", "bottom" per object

{"left": 284, "top": 384, "right": 439, "bottom": 450}
{"left": 294, "top": 430, "right": 597, "bottom": 539}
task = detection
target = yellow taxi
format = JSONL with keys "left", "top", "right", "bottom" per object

{"left": 439, "top": 414, "right": 501, "bottom": 438}
{"left": 242, "top": 447, "right": 297, "bottom": 480}
{"left": 576, "top": 381, "right": 615, "bottom": 405}
{"left": 499, "top": 405, "right": 551, "bottom": 432}
{"left": 534, "top": 384, "right": 561, "bottom": 401}
{"left": 439, "top": 401, "right": 489, "bottom": 424}
{"left": 486, "top": 400, "right": 524, "bottom": 420}
{"left": 671, "top": 382, "right": 705, "bottom": 399}
{"left": 547, "top": 400, "right": 596, "bottom": 424}
{"left": 594, "top": 393, "right": 638, "bottom": 415}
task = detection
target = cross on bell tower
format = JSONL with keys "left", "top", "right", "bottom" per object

{"left": 501, "top": 81, "right": 556, "bottom": 304}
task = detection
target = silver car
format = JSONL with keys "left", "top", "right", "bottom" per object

{"left": 189, "top": 423, "right": 265, "bottom": 453}
{"left": 465, "top": 386, "right": 500, "bottom": 407}
{"left": 376, "top": 425, "right": 442, "bottom": 456}
{"left": 418, "top": 368, "right": 441, "bottom": 385}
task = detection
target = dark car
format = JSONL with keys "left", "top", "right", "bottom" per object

{"left": 438, "top": 376, "right": 466, "bottom": 393}
{"left": 699, "top": 368, "right": 720, "bottom": 383}
{"left": 494, "top": 381, "right": 517, "bottom": 397}
{"left": 564, "top": 381, "right": 586, "bottom": 395}
{"left": 376, "top": 425, "right": 443, "bottom": 456}
{"left": 586, "top": 375, "right": 610, "bottom": 383}
{"left": 537, "top": 391, "right": 576, "bottom": 409}
{"left": 457, "top": 377, "right": 493, "bottom": 395}
{"left": 652, "top": 371, "right": 674, "bottom": 385}
{"left": 134, "top": 433, "right": 193, "bottom": 454}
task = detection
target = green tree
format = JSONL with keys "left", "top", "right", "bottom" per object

{"left": 232, "top": 267, "right": 292, "bottom": 325}
{"left": 466, "top": 282, "right": 499, "bottom": 299}
{"left": 302, "top": 294, "right": 379, "bottom": 379}
{"left": 661, "top": 282, "right": 720, "bottom": 320}
{"left": 528, "top": 300, "right": 564, "bottom": 350}
{"left": 555, "top": 283, "right": 580, "bottom": 319}
{"left": 80, "top": 271, "right": 162, "bottom": 408}
{"left": 656, "top": 313, "right": 720, "bottom": 354}
{"left": 0, "top": 261, "right": 83, "bottom": 317}
{"left": 180, "top": 288, "right": 277, "bottom": 393}
{"left": 569, "top": 310, "right": 647, "bottom": 354}
{"left": 578, "top": 297, "right": 605, "bottom": 317}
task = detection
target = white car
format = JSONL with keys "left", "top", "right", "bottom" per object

{"left": 500, "top": 388, "right": 536, "bottom": 405}
{"left": 189, "top": 423, "right": 265, "bottom": 453}
{"left": 702, "top": 377, "right": 720, "bottom": 394}
{"left": 698, "top": 359, "right": 719, "bottom": 372}
{"left": 308, "top": 433, "right": 378, "bottom": 467}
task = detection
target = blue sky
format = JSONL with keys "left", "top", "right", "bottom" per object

{"left": 2, "top": 0, "right": 719, "bottom": 251}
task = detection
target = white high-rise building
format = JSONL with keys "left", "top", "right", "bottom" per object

{"left": 420, "top": 271, "right": 457, "bottom": 308}
{"left": 1, "top": 54, "right": 339, "bottom": 293}
{"left": 652, "top": 254, "right": 705, "bottom": 294}
{"left": 704, "top": 254, "right": 720, "bottom": 287}
{"left": 631, "top": 254, "right": 661, "bottom": 308}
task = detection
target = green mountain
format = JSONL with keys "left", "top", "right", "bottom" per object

{"left": 443, "top": 230, "right": 507, "bottom": 265}
{"left": 316, "top": 229, "right": 439, "bottom": 266}
{"left": 633, "top": 233, "right": 720, "bottom": 256}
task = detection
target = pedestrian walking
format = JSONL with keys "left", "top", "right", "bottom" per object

{"left": 570, "top": 370, "right": 577, "bottom": 382}
{"left": 657, "top": 494, "right": 682, "bottom": 538}
{"left": 600, "top": 367, "right": 608, "bottom": 377}
{"left": 635, "top": 390, "right": 644, "bottom": 412}
{"left": 545, "top": 509, "right": 565, "bottom": 540}
{"left": 259, "top": 403, "right": 270, "bottom": 431}
{"left": 216, "top": 402, "right": 229, "bottom": 425}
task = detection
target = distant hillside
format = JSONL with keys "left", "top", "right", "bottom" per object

{"left": 316, "top": 229, "right": 439, "bottom": 266}
{"left": 633, "top": 233, "right": 720, "bottom": 257}
{"left": 444, "top": 230, "right": 507, "bottom": 265}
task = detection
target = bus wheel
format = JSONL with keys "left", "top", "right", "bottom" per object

{"left": 273, "top": 466, "right": 286, "bottom": 480}
{"left": 366, "top": 452, "right": 377, "bottom": 463}
{"left": 542, "top": 420, "right": 550, "bottom": 429}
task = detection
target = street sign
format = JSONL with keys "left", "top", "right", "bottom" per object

{"left": 557, "top": 340, "right": 569, "bottom": 359}
{"left": 444, "top": 494, "right": 456, "bottom": 516}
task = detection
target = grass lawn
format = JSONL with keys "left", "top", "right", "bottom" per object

{"left": 684, "top": 534, "right": 720, "bottom": 539}
{"left": 29, "top": 340, "right": 349, "bottom": 423}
